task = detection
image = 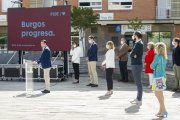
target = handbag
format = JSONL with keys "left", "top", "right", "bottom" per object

{"left": 152, "top": 56, "right": 167, "bottom": 91}
{"left": 152, "top": 77, "right": 166, "bottom": 91}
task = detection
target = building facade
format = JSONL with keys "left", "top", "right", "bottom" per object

{"left": 69, "top": 0, "right": 180, "bottom": 54}
{"left": 0, "top": 0, "right": 180, "bottom": 55}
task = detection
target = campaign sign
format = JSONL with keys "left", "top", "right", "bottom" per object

{"left": 8, "top": 6, "right": 71, "bottom": 51}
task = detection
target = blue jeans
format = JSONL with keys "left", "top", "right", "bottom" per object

{"left": 131, "top": 65, "right": 143, "bottom": 101}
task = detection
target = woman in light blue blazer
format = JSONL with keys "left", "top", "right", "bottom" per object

{"left": 151, "top": 42, "right": 168, "bottom": 118}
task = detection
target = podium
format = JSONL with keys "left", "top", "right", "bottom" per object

{"left": 24, "top": 59, "right": 34, "bottom": 96}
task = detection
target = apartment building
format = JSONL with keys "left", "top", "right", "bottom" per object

{"left": 69, "top": 0, "right": 180, "bottom": 54}
{"left": 0, "top": 0, "right": 180, "bottom": 54}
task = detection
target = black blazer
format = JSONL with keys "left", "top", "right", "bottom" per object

{"left": 130, "top": 40, "right": 144, "bottom": 65}
{"left": 173, "top": 46, "right": 180, "bottom": 66}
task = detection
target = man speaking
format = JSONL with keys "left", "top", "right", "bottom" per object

{"left": 34, "top": 40, "right": 52, "bottom": 93}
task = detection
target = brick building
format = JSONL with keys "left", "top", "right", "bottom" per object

{"left": 68, "top": 0, "right": 180, "bottom": 54}
{"left": 0, "top": 0, "right": 180, "bottom": 55}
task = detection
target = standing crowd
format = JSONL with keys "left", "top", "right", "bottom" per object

{"left": 34, "top": 32, "right": 180, "bottom": 118}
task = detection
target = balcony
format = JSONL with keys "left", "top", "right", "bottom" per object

{"left": 29, "top": 0, "right": 57, "bottom": 8}
{"left": 156, "top": 7, "right": 180, "bottom": 19}
{"left": 156, "top": 7, "right": 171, "bottom": 19}
{"left": 156, "top": 0, "right": 180, "bottom": 19}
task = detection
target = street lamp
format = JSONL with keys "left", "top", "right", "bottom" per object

{"left": 11, "top": 0, "right": 23, "bottom": 64}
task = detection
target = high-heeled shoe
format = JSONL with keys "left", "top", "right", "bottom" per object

{"left": 157, "top": 111, "right": 168, "bottom": 118}
{"left": 155, "top": 112, "right": 161, "bottom": 116}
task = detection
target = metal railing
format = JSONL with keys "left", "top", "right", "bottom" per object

{"left": 156, "top": 7, "right": 180, "bottom": 19}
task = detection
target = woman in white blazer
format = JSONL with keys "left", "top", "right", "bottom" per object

{"left": 70, "top": 42, "right": 81, "bottom": 84}
{"left": 102, "top": 41, "right": 115, "bottom": 96}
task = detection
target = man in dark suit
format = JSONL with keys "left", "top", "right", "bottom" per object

{"left": 172, "top": 38, "right": 180, "bottom": 92}
{"left": 34, "top": 40, "right": 52, "bottom": 93}
{"left": 118, "top": 38, "right": 129, "bottom": 82}
{"left": 86, "top": 35, "right": 98, "bottom": 87}
{"left": 130, "top": 32, "right": 144, "bottom": 105}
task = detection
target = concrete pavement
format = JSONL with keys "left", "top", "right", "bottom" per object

{"left": 0, "top": 77, "right": 180, "bottom": 120}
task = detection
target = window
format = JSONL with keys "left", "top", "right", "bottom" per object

{"left": 108, "top": 0, "right": 133, "bottom": 10}
{"left": 79, "top": 2, "right": 90, "bottom": 6}
{"left": 0, "top": 33, "right": 7, "bottom": 51}
{"left": 147, "top": 32, "right": 171, "bottom": 52}
{"left": 108, "top": 26, "right": 115, "bottom": 33}
{"left": 79, "top": 0, "right": 102, "bottom": 10}
{"left": 29, "top": 0, "right": 57, "bottom": 8}
{"left": 111, "top": 36, "right": 119, "bottom": 47}
{"left": 171, "top": 0, "right": 180, "bottom": 18}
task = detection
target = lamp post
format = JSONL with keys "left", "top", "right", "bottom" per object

{"left": 19, "top": 0, "right": 23, "bottom": 65}
{"left": 63, "top": 0, "right": 69, "bottom": 78}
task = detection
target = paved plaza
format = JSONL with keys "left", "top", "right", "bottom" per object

{"left": 0, "top": 77, "right": 180, "bottom": 120}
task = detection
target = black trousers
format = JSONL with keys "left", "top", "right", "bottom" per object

{"left": 72, "top": 63, "right": 79, "bottom": 80}
{"left": 106, "top": 68, "right": 114, "bottom": 91}
{"left": 119, "top": 61, "right": 128, "bottom": 82}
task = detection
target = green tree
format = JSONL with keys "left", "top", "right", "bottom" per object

{"left": 128, "top": 17, "right": 142, "bottom": 31}
{"left": 71, "top": 7, "right": 99, "bottom": 56}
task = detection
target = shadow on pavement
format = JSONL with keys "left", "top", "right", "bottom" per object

{"left": 13, "top": 92, "right": 46, "bottom": 98}
{"left": 151, "top": 117, "right": 165, "bottom": 120}
{"left": 172, "top": 92, "right": 180, "bottom": 98}
{"left": 98, "top": 95, "right": 111, "bottom": 100}
{"left": 124, "top": 104, "right": 141, "bottom": 113}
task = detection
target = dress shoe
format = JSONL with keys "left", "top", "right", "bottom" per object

{"left": 119, "top": 79, "right": 124, "bottom": 82}
{"left": 172, "top": 88, "right": 178, "bottom": 92}
{"left": 41, "top": 89, "right": 50, "bottom": 93}
{"left": 91, "top": 84, "right": 98, "bottom": 87}
{"left": 86, "top": 83, "right": 93, "bottom": 86}
{"left": 105, "top": 90, "right": 113, "bottom": 96}
{"left": 72, "top": 80, "right": 79, "bottom": 84}
{"left": 176, "top": 89, "right": 180, "bottom": 92}
{"left": 148, "top": 85, "right": 152, "bottom": 89}
{"left": 130, "top": 99, "right": 142, "bottom": 105}
{"left": 123, "top": 80, "right": 128, "bottom": 83}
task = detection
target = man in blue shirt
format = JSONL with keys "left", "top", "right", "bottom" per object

{"left": 34, "top": 40, "right": 52, "bottom": 93}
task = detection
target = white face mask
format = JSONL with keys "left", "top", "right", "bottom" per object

{"left": 89, "top": 40, "right": 92, "bottom": 44}
{"left": 121, "top": 41, "right": 124, "bottom": 45}
{"left": 172, "top": 41, "right": 176, "bottom": 46}
{"left": 106, "top": 45, "right": 109, "bottom": 49}
{"left": 73, "top": 45, "right": 76, "bottom": 48}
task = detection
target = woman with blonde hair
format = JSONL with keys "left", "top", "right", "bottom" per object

{"left": 151, "top": 42, "right": 168, "bottom": 117}
{"left": 102, "top": 41, "right": 115, "bottom": 96}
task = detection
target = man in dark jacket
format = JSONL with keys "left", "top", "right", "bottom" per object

{"left": 172, "top": 38, "right": 180, "bottom": 92}
{"left": 118, "top": 38, "right": 129, "bottom": 82}
{"left": 86, "top": 35, "right": 98, "bottom": 87}
{"left": 34, "top": 40, "right": 52, "bottom": 93}
{"left": 130, "top": 32, "right": 144, "bottom": 105}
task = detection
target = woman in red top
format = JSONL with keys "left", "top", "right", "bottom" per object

{"left": 145, "top": 42, "right": 155, "bottom": 88}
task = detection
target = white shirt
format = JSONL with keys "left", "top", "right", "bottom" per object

{"left": 135, "top": 39, "right": 142, "bottom": 43}
{"left": 102, "top": 49, "right": 115, "bottom": 68}
{"left": 70, "top": 46, "right": 81, "bottom": 64}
